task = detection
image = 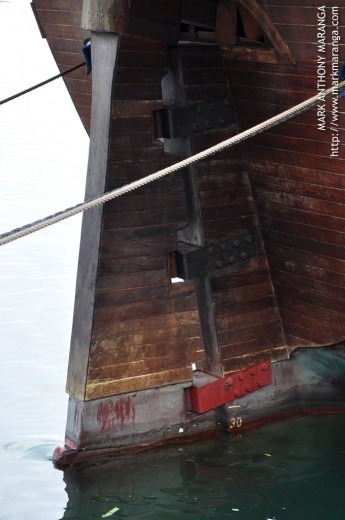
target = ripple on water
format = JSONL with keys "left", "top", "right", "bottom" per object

{"left": 4, "top": 439, "right": 58, "bottom": 462}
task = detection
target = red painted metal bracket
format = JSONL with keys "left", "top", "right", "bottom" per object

{"left": 187, "top": 360, "right": 271, "bottom": 413}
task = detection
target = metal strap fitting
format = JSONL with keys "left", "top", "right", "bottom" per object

{"left": 154, "top": 97, "right": 235, "bottom": 139}
{"left": 175, "top": 230, "right": 256, "bottom": 280}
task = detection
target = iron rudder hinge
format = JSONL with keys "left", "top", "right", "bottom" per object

{"left": 153, "top": 96, "right": 235, "bottom": 139}
{"left": 174, "top": 230, "right": 257, "bottom": 280}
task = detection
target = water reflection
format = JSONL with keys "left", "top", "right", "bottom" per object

{"left": 60, "top": 415, "right": 345, "bottom": 520}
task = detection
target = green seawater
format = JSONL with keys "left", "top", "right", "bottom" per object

{"left": 61, "top": 414, "right": 345, "bottom": 520}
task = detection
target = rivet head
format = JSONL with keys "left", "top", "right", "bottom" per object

{"left": 241, "top": 252, "right": 248, "bottom": 260}
{"left": 229, "top": 256, "right": 235, "bottom": 264}
{"left": 221, "top": 244, "right": 227, "bottom": 251}
{"left": 224, "top": 376, "right": 233, "bottom": 389}
{"left": 245, "top": 235, "right": 253, "bottom": 243}
{"left": 216, "top": 260, "right": 224, "bottom": 269}
{"left": 233, "top": 240, "right": 240, "bottom": 248}
{"left": 208, "top": 246, "right": 216, "bottom": 256}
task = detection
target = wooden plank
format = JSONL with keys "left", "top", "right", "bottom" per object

{"left": 262, "top": 227, "right": 345, "bottom": 260}
{"left": 253, "top": 176, "right": 345, "bottom": 206}
{"left": 221, "top": 346, "right": 287, "bottom": 373}
{"left": 85, "top": 367, "right": 192, "bottom": 400}
{"left": 255, "top": 188, "right": 345, "bottom": 222}
{"left": 96, "top": 273, "right": 168, "bottom": 297}
{"left": 214, "top": 281, "right": 277, "bottom": 307}
{"left": 202, "top": 215, "right": 258, "bottom": 240}
{"left": 92, "top": 308, "right": 201, "bottom": 339}
{"left": 33, "top": 0, "right": 82, "bottom": 11}
{"left": 100, "top": 235, "right": 179, "bottom": 259}
{"left": 33, "top": 8, "right": 82, "bottom": 25}
{"left": 95, "top": 280, "right": 170, "bottom": 308}
{"left": 279, "top": 308, "right": 345, "bottom": 343}
{"left": 245, "top": 145, "right": 345, "bottom": 176}
{"left": 257, "top": 202, "right": 345, "bottom": 235}
{"left": 221, "top": 333, "right": 285, "bottom": 361}
{"left": 216, "top": 301, "right": 280, "bottom": 332}
{"left": 271, "top": 268, "right": 345, "bottom": 303}
{"left": 266, "top": 243, "right": 345, "bottom": 276}
{"left": 218, "top": 320, "right": 285, "bottom": 348}
{"left": 269, "top": 256, "right": 345, "bottom": 292}
{"left": 275, "top": 283, "right": 345, "bottom": 316}
{"left": 88, "top": 349, "right": 198, "bottom": 381}
{"left": 93, "top": 290, "right": 199, "bottom": 323}
{"left": 246, "top": 160, "right": 345, "bottom": 190}
{"left": 91, "top": 324, "right": 202, "bottom": 353}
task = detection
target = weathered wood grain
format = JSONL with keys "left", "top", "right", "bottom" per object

{"left": 66, "top": 32, "right": 119, "bottom": 399}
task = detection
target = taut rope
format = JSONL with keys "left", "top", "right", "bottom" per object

{"left": 0, "top": 62, "right": 85, "bottom": 106}
{"left": 1, "top": 80, "right": 344, "bottom": 247}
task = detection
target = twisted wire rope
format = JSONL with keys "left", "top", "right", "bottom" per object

{"left": 1, "top": 80, "right": 344, "bottom": 247}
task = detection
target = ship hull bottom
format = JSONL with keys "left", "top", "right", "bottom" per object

{"left": 53, "top": 343, "right": 345, "bottom": 467}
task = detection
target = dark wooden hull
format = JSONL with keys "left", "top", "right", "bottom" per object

{"left": 32, "top": 0, "right": 345, "bottom": 462}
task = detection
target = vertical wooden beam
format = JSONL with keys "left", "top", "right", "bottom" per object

{"left": 160, "top": 48, "right": 223, "bottom": 378}
{"left": 66, "top": 32, "right": 119, "bottom": 399}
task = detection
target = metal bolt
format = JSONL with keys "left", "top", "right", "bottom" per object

{"left": 241, "top": 252, "right": 248, "bottom": 260}
{"left": 216, "top": 260, "right": 224, "bottom": 269}
{"left": 233, "top": 240, "right": 240, "bottom": 248}
{"left": 224, "top": 376, "right": 233, "bottom": 389}
{"left": 245, "top": 235, "right": 253, "bottom": 243}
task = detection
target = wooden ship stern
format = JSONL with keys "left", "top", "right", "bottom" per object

{"left": 31, "top": 0, "right": 345, "bottom": 465}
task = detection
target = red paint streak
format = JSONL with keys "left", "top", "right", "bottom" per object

{"left": 97, "top": 396, "right": 134, "bottom": 433}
